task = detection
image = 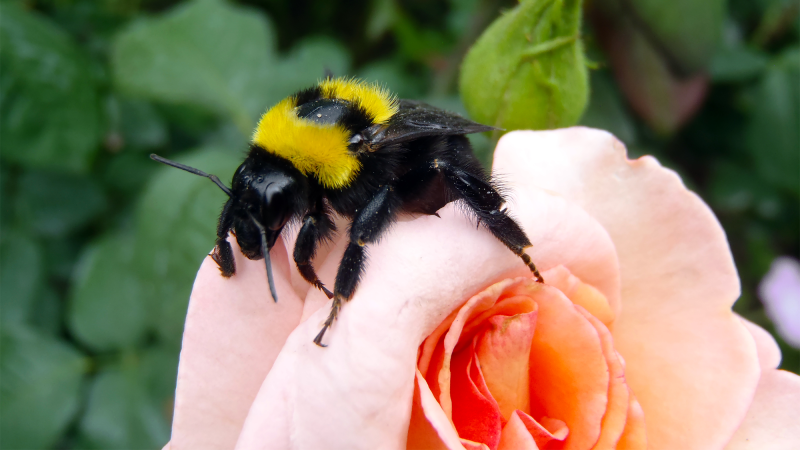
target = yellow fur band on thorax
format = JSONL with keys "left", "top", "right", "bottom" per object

{"left": 251, "top": 78, "right": 398, "bottom": 189}
{"left": 318, "top": 78, "right": 398, "bottom": 124}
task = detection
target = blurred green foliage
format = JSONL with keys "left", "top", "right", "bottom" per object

{"left": 0, "top": 0, "right": 797, "bottom": 448}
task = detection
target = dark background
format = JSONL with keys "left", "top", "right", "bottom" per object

{"left": 1, "top": 0, "right": 798, "bottom": 448}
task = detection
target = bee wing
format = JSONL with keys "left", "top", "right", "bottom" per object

{"left": 364, "top": 100, "right": 498, "bottom": 147}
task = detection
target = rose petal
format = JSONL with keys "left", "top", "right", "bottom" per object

{"left": 234, "top": 188, "right": 621, "bottom": 448}
{"left": 475, "top": 311, "right": 538, "bottom": 421}
{"left": 495, "top": 129, "right": 760, "bottom": 450}
{"left": 543, "top": 266, "right": 615, "bottom": 326}
{"left": 526, "top": 282, "right": 609, "bottom": 450}
{"left": 575, "top": 307, "right": 636, "bottom": 450}
{"left": 451, "top": 339, "right": 503, "bottom": 449}
{"left": 740, "top": 318, "right": 781, "bottom": 370}
{"left": 538, "top": 417, "right": 569, "bottom": 441}
{"left": 616, "top": 389, "right": 647, "bottom": 450}
{"left": 497, "top": 412, "right": 539, "bottom": 450}
{"left": 234, "top": 210, "right": 523, "bottom": 449}
{"left": 460, "top": 440, "right": 491, "bottom": 450}
{"left": 407, "top": 370, "right": 465, "bottom": 450}
{"left": 501, "top": 188, "right": 623, "bottom": 320}
{"left": 170, "top": 237, "right": 305, "bottom": 450}
{"left": 725, "top": 370, "right": 800, "bottom": 449}
{"left": 428, "top": 279, "right": 537, "bottom": 420}
{"left": 498, "top": 410, "right": 568, "bottom": 450}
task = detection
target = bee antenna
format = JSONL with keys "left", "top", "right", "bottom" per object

{"left": 248, "top": 213, "right": 279, "bottom": 303}
{"left": 150, "top": 154, "right": 232, "bottom": 197}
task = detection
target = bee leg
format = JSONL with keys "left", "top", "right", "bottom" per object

{"left": 437, "top": 159, "right": 544, "bottom": 283}
{"left": 294, "top": 201, "right": 336, "bottom": 299}
{"left": 313, "top": 185, "right": 399, "bottom": 346}
{"left": 211, "top": 198, "right": 236, "bottom": 277}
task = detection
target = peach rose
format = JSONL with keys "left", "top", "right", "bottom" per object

{"left": 163, "top": 128, "right": 800, "bottom": 450}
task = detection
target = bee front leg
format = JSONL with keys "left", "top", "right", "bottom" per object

{"left": 294, "top": 200, "right": 336, "bottom": 299}
{"left": 211, "top": 198, "right": 236, "bottom": 277}
{"left": 313, "top": 185, "right": 400, "bottom": 346}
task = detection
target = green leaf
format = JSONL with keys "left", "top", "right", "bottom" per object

{"left": 102, "top": 151, "right": 158, "bottom": 195}
{"left": 709, "top": 162, "right": 781, "bottom": 215}
{"left": 43, "top": 236, "right": 84, "bottom": 282}
{"left": 139, "top": 346, "right": 180, "bottom": 401}
{"left": 78, "top": 367, "right": 170, "bottom": 450}
{"left": 0, "top": 3, "right": 101, "bottom": 173}
{"left": 746, "top": 48, "right": 800, "bottom": 194}
{"left": 116, "top": 97, "right": 169, "bottom": 151}
{"left": 134, "top": 148, "right": 240, "bottom": 343}
{"left": 0, "top": 326, "right": 88, "bottom": 449}
{"left": 68, "top": 231, "right": 148, "bottom": 351}
{"left": 459, "top": 0, "right": 588, "bottom": 134}
{"left": 1, "top": 165, "right": 13, "bottom": 226}
{"left": 710, "top": 46, "right": 769, "bottom": 82}
{"left": 112, "top": 0, "right": 276, "bottom": 135}
{"left": 14, "top": 170, "right": 108, "bottom": 237}
{"left": 0, "top": 230, "right": 43, "bottom": 326}
{"left": 30, "top": 286, "right": 63, "bottom": 336}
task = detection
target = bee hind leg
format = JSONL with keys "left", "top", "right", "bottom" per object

{"left": 436, "top": 159, "right": 544, "bottom": 284}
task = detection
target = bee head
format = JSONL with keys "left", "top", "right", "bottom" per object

{"left": 232, "top": 150, "right": 309, "bottom": 256}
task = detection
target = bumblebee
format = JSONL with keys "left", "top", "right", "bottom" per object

{"left": 152, "top": 77, "right": 543, "bottom": 346}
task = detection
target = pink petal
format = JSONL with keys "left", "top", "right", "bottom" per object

{"left": 575, "top": 307, "right": 635, "bottom": 450}
{"left": 407, "top": 369, "right": 466, "bottom": 450}
{"left": 499, "top": 189, "right": 623, "bottom": 320}
{"left": 423, "top": 280, "right": 538, "bottom": 422}
{"left": 498, "top": 412, "right": 539, "bottom": 450}
{"left": 740, "top": 318, "right": 781, "bottom": 370}
{"left": 450, "top": 340, "right": 503, "bottom": 449}
{"left": 543, "top": 265, "right": 615, "bottom": 327}
{"left": 233, "top": 211, "right": 525, "bottom": 449}
{"left": 725, "top": 370, "right": 800, "bottom": 449}
{"left": 234, "top": 186, "right": 620, "bottom": 449}
{"left": 616, "top": 389, "right": 647, "bottom": 450}
{"left": 494, "top": 129, "right": 760, "bottom": 450}
{"left": 499, "top": 410, "right": 568, "bottom": 450}
{"left": 170, "top": 237, "right": 305, "bottom": 450}
{"left": 475, "top": 311, "right": 538, "bottom": 421}
{"left": 526, "top": 283, "right": 609, "bottom": 450}
{"left": 519, "top": 412, "right": 568, "bottom": 450}
{"left": 460, "top": 440, "right": 491, "bottom": 450}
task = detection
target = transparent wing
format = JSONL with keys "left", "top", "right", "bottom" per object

{"left": 363, "top": 100, "right": 497, "bottom": 147}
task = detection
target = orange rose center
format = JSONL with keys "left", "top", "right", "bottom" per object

{"left": 409, "top": 267, "right": 647, "bottom": 450}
